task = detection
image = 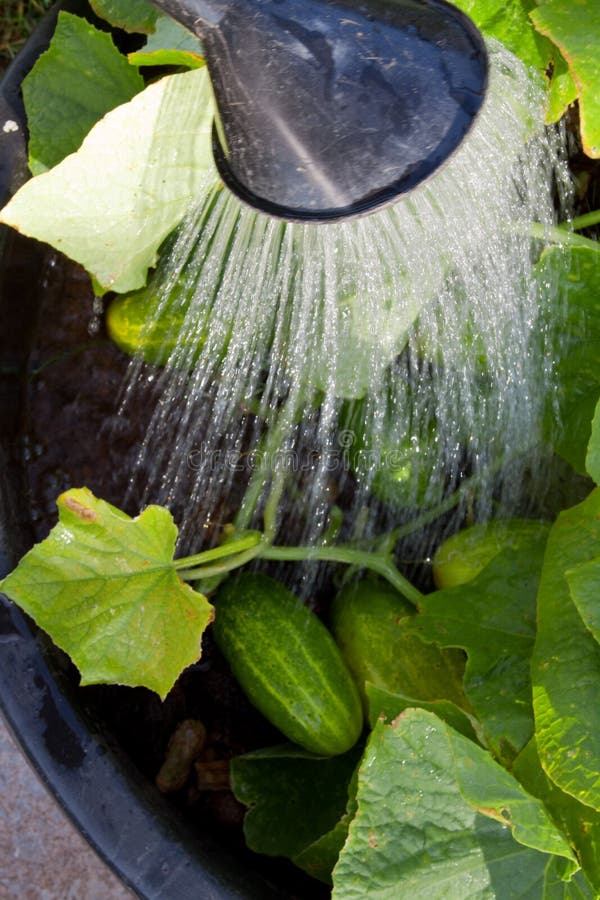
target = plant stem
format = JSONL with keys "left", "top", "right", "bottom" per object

{"left": 174, "top": 532, "right": 262, "bottom": 570}
{"left": 261, "top": 545, "right": 423, "bottom": 606}
{"left": 263, "top": 470, "right": 286, "bottom": 542}
{"left": 234, "top": 393, "right": 300, "bottom": 533}
{"left": 530, "top": 222, "right": 600, "bottom": 252}
{"left": 559, "top": 210, "right": 600, "bottom": 233}
{"left": 177, "top": 543, "right": 265, "bottom": 581}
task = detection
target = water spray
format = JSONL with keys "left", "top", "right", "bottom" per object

{"left": 149, "top": 0, "right": 488, "bottom": 221}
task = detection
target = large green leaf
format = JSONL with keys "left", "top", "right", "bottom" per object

{"left": 231, "top": 744, "right": 359, "bottom": 870}
{"left": 514, "top": 739, "right": 600, "bottom": 893}
{"left": 406, "top": 529, "right": 550, "bottom": 762}
{"left": 89, "top": 0, "right": 160, "bottom": 33}
{"left": 537, "top": 247, "right": 600, "bottom": 475}
{"left": 0, "top": 68, "right": 216, "bottom": 293}
{"left": 586, "top": 398, "right": 600, "bottom": 484}
{"left": 23, "top": 12, "right": 143, "bottom": 176}
{"left": 0, "top": 488, "right": 213, "bottom": 699}
{"left": 532, "top": 488, "right": 600, "bottom": 811}
{"left": 332, "top": 709, "right": 576, "bottom": 899}
{"left": 531, "top": 0, "right": 600, "bottom": 158}
{"left": 453, "top": 0, "right": 552, "bottom": 72}
{"left": 567, "top": 557, "right": 600, "bottom": 645}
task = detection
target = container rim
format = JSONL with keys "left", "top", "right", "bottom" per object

{"left": 0, "top": 6, "right": 287, "bottom": 898}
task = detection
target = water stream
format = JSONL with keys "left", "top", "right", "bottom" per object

{"left": 117, "top": 41, "right": 569, "bottom": 570}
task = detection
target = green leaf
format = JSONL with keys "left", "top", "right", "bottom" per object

{"left": 531, "top": 0, "right": 600, "bottom": 157}
{"left": 537, "top": 247, "right": 600, "bottom": 474}
{"left": 546, "top": 48, "right": 578, "bottom": 124}
{"left": 89, "top": 0, "right": 160, "bottom": 34}
{"left": 0, "top": 68, "right": 216, "bottom": 294}
{"left": 0, "top": 488, "right": 214, "bottom": 699}
{"left": 332, "top": 709, "right": 576, "bottom": 899}
{"left": 514, "top": 739, "right": 600, "bottom": 893}
{"left": 543, "top": 857, "right": 596, "bottom": 899}
{"left": 293, "top": 819, "right": 354, "bottom": 886}
{"left": 585, "top": 398, "right": 600, "bottom": 484}
{"left": 567, "top": 557, "right": 600, "bottom": 643}
{"left": 366, "top": 683, "right": 481, "bottom": 744}
{"left": 231, "top": 743, "right": 360, "bottom": 868}
{"left": 22, "top": 12, "right": 143, "bottom": 176}
{"left": 407, "top": 529, "right": 550, "bottom": 762}
{"left": 532, "top": 488, "right": 600, "bottom": 811}
{"left": 453, "top": 0, "right": 552, "bottom": 72}
{"left": 129, "top": 15, "right": 205, "bottom": 69}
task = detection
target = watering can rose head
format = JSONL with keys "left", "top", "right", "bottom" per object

{"left": 149, "top": 0, "right": 488, "bottom": 222}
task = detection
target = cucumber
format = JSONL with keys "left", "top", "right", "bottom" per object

{"left": 106, "top": 281, "right": 203, "bottom": 368}
{"left": 330, "top": 576, "right": 468, "bottom": 714}
{"left": 432, "top": 518, "right": 550, "bottom": 589}
{"left": 213, "top": 573, "right": 363, "bottom": 756}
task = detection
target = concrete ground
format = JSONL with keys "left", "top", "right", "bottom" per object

{"left": 0, "top": 714, "right": 135, "bottom": 900}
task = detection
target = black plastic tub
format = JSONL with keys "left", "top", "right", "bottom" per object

{"left": 0, "top": 6, "right": 299, "bottom": 898}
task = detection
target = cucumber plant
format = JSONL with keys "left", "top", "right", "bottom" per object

{"left": 1, "top": 0, "right": 600, "bottom": 897}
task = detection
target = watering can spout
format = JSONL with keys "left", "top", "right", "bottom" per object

{"left": 149, "top": 0, "right": 488, "bottom": 222}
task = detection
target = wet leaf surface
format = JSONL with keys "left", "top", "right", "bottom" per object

{"left": 332, "top": 709, "right": 575, "bottom": 899}
{"left": 0, "top": 487, "right": 214, "bottom": 698}
{"left": 532, "top": 488, "right": 600, "bottom": 810}
{"left": 407, "top": 529, "right": 550, "bottom": 761}
{"left": 514, "top": 739, "right": 600, "bottom": 893}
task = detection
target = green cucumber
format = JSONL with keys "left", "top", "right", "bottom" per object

{"left": 330, "top": 576, "right": 468, "bottom": 715}
{"left": 432, "top": 518, "right": 550, "bottom": 589}
{"left": 106, "top": 280, "right": 203, "bottom": 367}
{"left": 213, "top": 573, "right": 363, "bottom": 756}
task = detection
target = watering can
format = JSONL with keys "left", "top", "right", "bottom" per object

{"left": 149, "top": 0, "right": 488, "bottom": 222}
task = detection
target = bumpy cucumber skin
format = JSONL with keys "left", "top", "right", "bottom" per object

{"left": 331, "top": 576, "right": 468, "bottom": 714}
{"left": 213, "top": 574, "right": 363, "bottom": 757}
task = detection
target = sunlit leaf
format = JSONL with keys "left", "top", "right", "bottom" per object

{"left": 0, "top": 68, "right": 216, "bottom": 293}
{"left": 514, "top": 739, "right": 600, "bottom": 893}
{"left": 532, "top": 0, "right": 600, "bottom": 157}
{"left": 332, "top": 710, "right": 576, "bottom": 899}
{"left": 453, "top": 0, "right": 552, "bottom": 72}
{"left": 532, "top": 488, "right": 600, "bottom": 811}
{"left": 129, "top": 15, "right": 204, "bottom": 69}
{"left": 0, "top": 488, "right": 214, "bottom": 699}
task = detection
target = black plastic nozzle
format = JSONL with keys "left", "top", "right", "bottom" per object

{"left": 150, "top": 0, "right": 488, "bottom": 222}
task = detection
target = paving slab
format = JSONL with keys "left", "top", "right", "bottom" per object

{"left": 0, "top": 714, "right": 135, "bottom": 900}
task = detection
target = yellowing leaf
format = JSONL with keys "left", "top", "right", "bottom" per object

{"left": 0, "top": 488, "right": 214, "bottom": 699}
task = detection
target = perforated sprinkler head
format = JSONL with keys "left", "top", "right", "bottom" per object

{"left": 151, "top": 0, "right": 488, "bottom": 222}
